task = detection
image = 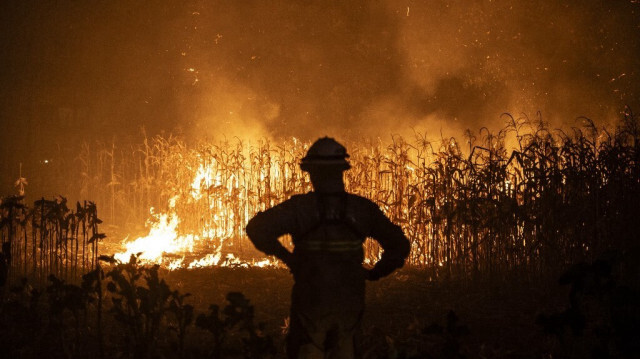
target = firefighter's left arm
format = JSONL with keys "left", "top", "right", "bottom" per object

{"left": 366, "top": 206, "right": 411, "bottom": 281}
{"left": 245, "top": 202, "right": 295, "bottom": 267}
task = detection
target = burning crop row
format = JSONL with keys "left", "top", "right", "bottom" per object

{"left": 34, "top": 110, "right": 640, "bottom": 276}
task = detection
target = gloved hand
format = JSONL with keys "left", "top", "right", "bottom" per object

{"left": 364, "top": 267, "right": 382, "bottom": 281}
{"left": 278, "top": 251, "right": 297, "bottom": 273}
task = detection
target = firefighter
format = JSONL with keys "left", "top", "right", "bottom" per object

{"left": 245, "top": 136, "right": 410, "bottom": 359}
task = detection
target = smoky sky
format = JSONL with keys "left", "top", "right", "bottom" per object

{"left": 1, "top": 0, "right": 639, "bottom": 149}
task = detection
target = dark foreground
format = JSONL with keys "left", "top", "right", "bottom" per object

{"left": 2, "top": 263, "right": 639, "bottom": 359}
{"left": 159, "top": 266, "right": 604, "bottom": 359}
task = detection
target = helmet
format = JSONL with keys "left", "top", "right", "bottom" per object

{"left": 300, "top": 137, "right": 350, "bottom": 172}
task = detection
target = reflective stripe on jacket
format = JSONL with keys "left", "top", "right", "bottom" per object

{"left": 246, "top": 191, "right": 410, "bottom": 281}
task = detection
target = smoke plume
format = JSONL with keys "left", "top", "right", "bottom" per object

{"left": 0, "top": 0, "right": 638, "bottom": 149}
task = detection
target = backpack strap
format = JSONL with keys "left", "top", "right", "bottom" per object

{"left": 295, "top": 193, "right": 365, "bottom": 252}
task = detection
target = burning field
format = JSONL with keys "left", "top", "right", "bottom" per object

{"left": 1, "top": 112, "right": 639, "bottom": 357}
{"left": 65, "top": 112, "right": 640, "bottom": 278}
{"left": 1, "top": 0, "right": 640, "bottom": 358}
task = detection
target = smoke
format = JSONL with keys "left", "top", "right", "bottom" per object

{"left": 178, "top": 0, "right": 640, "bottom": 141}
{"left": 1, "top": 0, "right": 639, "bottom": 146}
{"left": 366, "top": 1, "right": 640, "bottom": 139}
{"left": 175, "top": 1, "right": 403, "bottom": 141}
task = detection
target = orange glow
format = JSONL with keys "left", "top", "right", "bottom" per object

{"left": 114, "top": 150, "right": 286, "bottom": 270}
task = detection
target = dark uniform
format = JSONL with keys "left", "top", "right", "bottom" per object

{"left": 246, "top": 190, "right": 410, "bottom": 358}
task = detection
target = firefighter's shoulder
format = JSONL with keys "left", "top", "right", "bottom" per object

{"left": 280, "top": 192, "right": 315, "bottom": 208}
{"left": 346, "top": 193, "right": 385, "bottom": 214}
{"left": 256, "top": 193, "right": 315, "bottom": 217}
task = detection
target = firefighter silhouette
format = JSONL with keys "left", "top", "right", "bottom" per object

{"left": 246, "top": 137, "right": 410, "bottom": 359}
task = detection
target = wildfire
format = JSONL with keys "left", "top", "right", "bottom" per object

{"left": 114, "top": 210, "right": 191, "bottom": 263}
{"left": 190, "top": 163, "right": 220, "bottom": 200}
{"left": 114, "top": 206, "right": 281, "bottom": 269}
{"left": 114, "top": 157, "right": 283, "bottom": 270}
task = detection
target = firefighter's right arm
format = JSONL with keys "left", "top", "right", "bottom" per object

{"left": 245, "top": 204, "right": 295, "bottom": 267}
{"left": 366, "top": 204, "right": 411, "bottom": 281}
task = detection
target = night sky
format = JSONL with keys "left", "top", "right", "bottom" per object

{"left": 1, "top": 0, "right": 639, "bottom": 188}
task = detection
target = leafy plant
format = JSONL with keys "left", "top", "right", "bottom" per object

{"left": 167, "top": 290, "right": 194, "bottom": 356}
{"left": 537, "top": 258, "right": 640, "bottom": 359}
{"left": 378, "top": 310, "right": 470, "bottom": 359}
{"left": 196, "top": 291, "right": 276, "bottom": 359}
{"left": 423, "top": 310, "right": 470, "bottom": 359}
{"left": 105, "top": 254, "right": 167, "bottom": 357}
{"left": 0, "top": 277, "right": 43, "bottom": 357}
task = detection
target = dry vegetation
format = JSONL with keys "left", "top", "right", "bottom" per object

{"left": 0, "top": 196, "right": 103, "bottom": 286}
{"left": 27, "top": 110, "right": 640, "bottom": 277}
{"left": 0, "top": 110, "right": 638, "bottom": 358}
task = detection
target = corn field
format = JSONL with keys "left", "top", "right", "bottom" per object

{"left": 21, "top": 110, "right": 640, "bottom": 277}
{"left": 0, "top": 196, "right": 103, "bottom": 285}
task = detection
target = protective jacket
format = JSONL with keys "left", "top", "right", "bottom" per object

{"left": 246, "top": 191, "right": 410, "bottom": 358}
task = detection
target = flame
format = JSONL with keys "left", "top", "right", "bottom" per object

{"left": 113, "top": 211, "right": 282, "bottom": 269}
{"left": 190, "top": 162, "right": 221, "bottom": 200}
{"left": 114, "top": 205, "right": 282, "bottom": 269}
{"left": 188, "top": 253, "right": 222, "bottom": 268}
{"left": 114, "top": 156, "right": 284, "bottom": 270}
{"left": 168, "top": 257, "right": 185, "bottom": 270}
{"left": 114, "top": 210, "right": 191, "bottom": 263}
